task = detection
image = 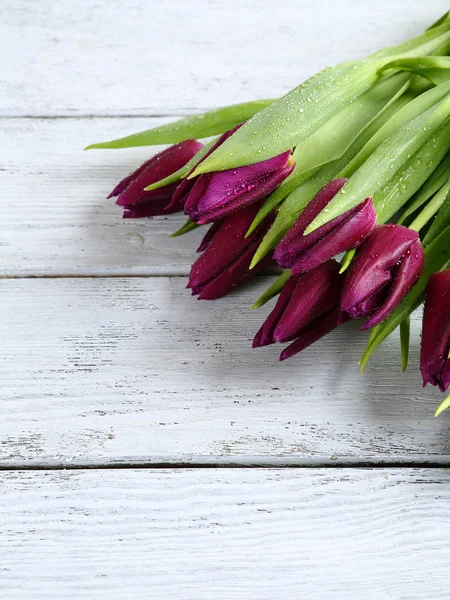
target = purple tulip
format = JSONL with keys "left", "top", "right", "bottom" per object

{"left": 108, "top": 139, "right": 204, "bottom": 218}
{"left": 166, "top": 125, "right": 242, "bottom": 213}
{"left": 182, "top": 135, "right": 294, "bottom": 224}
{"left": 253, "top": 260, "right": 348, "bottom": 360}
{"left": 274, "top": 179, "right": 377, "bottom": 274}
{"left": 187, "top": 203, "right": 273, "bottom": 300}
{"left": 341, "top": 224, "right": 425, "bottom": 330}
{"left": 420, "top": 271, "right": 450, "bottom": 393}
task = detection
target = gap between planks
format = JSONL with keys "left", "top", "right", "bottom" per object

{"left": 0, "top": 111, "right": 213, "bottom": 119}
{"left": 2, "top": 458, "right": 450, "bottom": 471}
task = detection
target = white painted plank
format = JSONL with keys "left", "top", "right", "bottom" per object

{"left": 1, "top": 0, "right": 445, "bottom": 116}
{"left": 0, "top": 117, "right": 206, "bottom": 277}
{"left": 1, "top": 277, "right": 447, "bottom": 466}
{"left": 1, "top": 468, "right": 449, "bottom": 599}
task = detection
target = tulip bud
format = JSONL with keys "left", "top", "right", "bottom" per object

{"left": 420, "top": 270, "right": 450, "bottom": 393}
{"left": 274, "top": 179, "right": 377, "bottom": 274}
{"left": 187, "top": 203, "right": 273, "bottom": 300}
{"left": 182, "top": 126, "right": 294, "bottom": 224}
{"left": 253, "top": 260, "right": 348, "bottom": 360}
{"left": 108, "top": 139, "right": 203, "bottom": 218}
{"left": 341, "top": 224, "right": 425, "bottom": 330}
{"left": 166, "top": 126, "right": 243, "bottom": 212}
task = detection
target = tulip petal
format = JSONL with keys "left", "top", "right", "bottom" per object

{"left": 115, "top": 140, "right": 203, "bottom": 208}
{"left": 290, "top": 197, "right": 377, "bottom": 274}
{"left": 186, "top": 152, "right": 293, "bottom": 225}
{"left": 252, "top": 275, "right": 300, "bottom": 348}
{"left": 280, "top": 307, "right": 348, "bottom": 361}
{"left": 196, "top": 220, "right": 223, "bottom": 253}
{"left": 167, "top": 125, "right": 244, "bottom": 211}
{"left": 420, "top": 271, "right": 450, "bottom": 393}
{"left": 188, "top": 202, "right": 272, "bottom": 300}
{"left": 360, "top": 223, "right": 450, "bottom": 372}
{"left": 197, "top": 243, "right": 270, "bottom": 301}
{"left": 341, "top": 225, "right": 422, "bottom": 321}
{"left": 362, "top": 239, "right": 424, "bottom": 329}
{"left": 273, "top": 261, "right": 341, "bottom": 343}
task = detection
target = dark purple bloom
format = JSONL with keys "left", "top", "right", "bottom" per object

{"left": 187, "top": 203, "right": 273, "bottom": 300}
{"left": 341, "top": 224, "right": 425, "bottom": 330}
{"left": 182, "top": 136, "right": 294, "bottom": 224}
{"left": 253, "top": 260, "right": 348, "bottom": 360}
{"left": 420, "top": 270, "right": 450, "bottom": 393}
{"left": 166, "top": 125, "right": 242, "bottom": 212}
{"left": 108, "top": 139, "right": 203, "bottom": 218}
{"left": 274, "top": 179, "right": 377, "bottom": 274}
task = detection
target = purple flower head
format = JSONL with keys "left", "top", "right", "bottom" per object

{"left": 182, "top": 127, "right": 294, "bottom": 224}
{"left": 166, "top": 125, "right": 243, "bottom": 213}
{"left": 187, "top": 202, "right": 273, "bottom": 300}
{"left": 253, "top": 260, "right": 348, "bottom": 360}
{"left": 274, "top": 179, "right": 377, "bottom": 274}
{"left": 108, "top": 140, "right": 203, "bottom": 218}
{"left": 341, "top": 224, "right": 425, "bottom": 330}
{"left": 420, "top": 270, "right": 450, "bottom": 393}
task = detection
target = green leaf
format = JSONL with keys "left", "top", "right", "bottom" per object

{"left": 435, "top": 395, "right": 450, "bottom": 417}
{"left": 306, "top": 92, "right": 450, "bottom": 233}
{"left": 400, "top": 316, "right": 410, "bottom": 372}
{"left": 193, "top": 24, "right": 450, "bottom": 174}
{"left": 339, "top": 249, "right": 356, "bottom": 274}
{"left": 371, "top": 21, "right": 450, "bottom": 58}
{"left": 360, "top": 223, "right": 450, "bottom": 372}
{"left": 397, "top": 152, "right": 450, "bottom": 224}
{"left": 248, "top": 91, "right": 415, "bottom": 267}
{"left": 85, "top": 99, "right": 275, "bottom": 149}
{"left": 409, "top": 178, "right": 450, "bottom": 233}
{"left": 422, "top": 179, "right": 450, "bottom": 245}
{"left": 144, "top": 137, "right": 218, "bottom": 191}
{"left": 281, "top": 72, "right": 411, "bottom": 181}
{"left": 332, "top": 80, "right": 450, "bottom": 178}
{"left": 380, "top": 56, "right": 450, "bottom": 86}
{"left": 427, "top": 11, "right": 450, "bottom": 31}
{"left": 170, "top": 218, "right": 200, "bottom": 238}
{"left": 251, "top": 270, "right": 291, "bottom": 310}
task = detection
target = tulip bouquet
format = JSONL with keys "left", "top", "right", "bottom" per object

{"left": 87, "top": 12, "right": 450, "bottom": 415}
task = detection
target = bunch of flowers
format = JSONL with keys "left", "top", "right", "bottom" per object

{"left": 87, "top": 13, "right": 450, "bottom": 415}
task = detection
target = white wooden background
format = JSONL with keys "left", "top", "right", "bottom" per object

{"left": 1, "top": 1, "right": 450, "bottom": 598}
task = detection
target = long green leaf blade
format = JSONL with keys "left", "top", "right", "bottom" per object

{"left": 397, "top": 152, "right": 450, "bottom": 224}
{"left": 283, "top": 72, "right": 411, "bottom": 180}
{"left": 380, "top": 56, "right": 450, "bottom": 86}
{"left": 85, "top": 99, "right": 275, "bottom": 150}
{"left": 422, "top": 180, "right": 450, "bottom": 245}
{"left": 248, "top": 92, "right": 415, "bottom": 266}
{"left": 193, "top": 24, "right": 450, "bottom": 174}
{"left": 339, "top": 79, "right": 450, "bottom": 178}
{"left": 306, "top": 94, "right": 450, "bottom": 233}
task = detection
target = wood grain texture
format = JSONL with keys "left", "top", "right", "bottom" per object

{"left": 1, "top": 468, "right": 450, "bottom": 599}
{"left": 2, "top": 277, "right": 447, "bottom": 467}
{"left": 0, "top": 117, "right": 207, "bottom": 277}
{"left": 1, "top": 0, "right": 446, "bottom": 117}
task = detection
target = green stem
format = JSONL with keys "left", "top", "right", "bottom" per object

{"left": 409, "top": 179, "right": 450, "bottom": 232}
